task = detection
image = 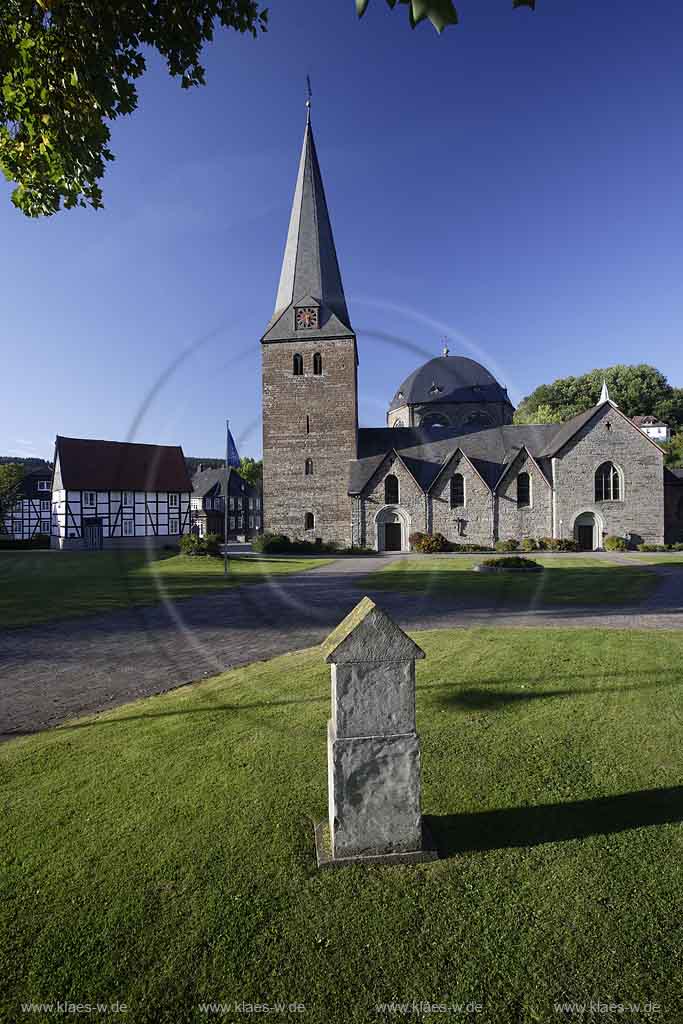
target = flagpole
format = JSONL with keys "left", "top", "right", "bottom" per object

{"left": 228, "top": 415, "right": 233, "bottom": 577}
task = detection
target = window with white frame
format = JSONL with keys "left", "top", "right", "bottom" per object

{"left": 40, "top": 499, "right": 50, "bottom": 511}
{"left": 37, "top": 480, "right": 50, "bottom": 491}
{"left": 205, "top": 498, "right": 213, "bottom": 511}
{"left": 169, "top": 493, "right": 179, "bottom": 508}
{"left": 256, "top": 515, "right": 261, "bottom": 528}
{"left": 40, "top": 519, "right": 51, "bottom": 533}
{"left": 169, "top": 517, "right": 179, "bottom": 534}
{"left": 229, "top": 517, "right": 236, "bottom": 530}
{"left": 229, "top": 496, "right": 235, "bottom": 510}
{"left": 123, "top": 491, "right": 133, "bottom": 506}
{"left": 256, "top": 497, "right": 261, "bottom": 509}
{"left": 123, "top": 519, "right": 135, "bottom": 537}
{"left": 83, "top": 491, "right": 96, "bottom": 507}
{"left": 237, "top": 497, "right": 243, "bottom": 509}
{"left": 249, "top": 497, "right": 254, "bottom": 510}
{"left": 249, "top": 515, "right": 254, "bottom": 528}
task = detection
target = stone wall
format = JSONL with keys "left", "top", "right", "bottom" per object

{"left": 554, "top": 404, "right": 665, "bottom": 546}
{"left": 430, "top": 452, "right": 493, "bottom": 545}
{"left": 495, "top": 451, "right": 553, "bottom": 542}
{"left": 262, "top": 336, "right": 358, "bottom": 547}
{"left": 360, "top": 454, "right": 426, "bottom": 549}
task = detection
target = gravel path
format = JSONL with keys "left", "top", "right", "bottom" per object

{"left": 1, "top": 554, "right": 681, "bottom": 741}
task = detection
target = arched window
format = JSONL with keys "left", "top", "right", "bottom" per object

{"left": 517, "top": 472, "right": 531, "bottom": 508}
{"left": 450, "top": 473, "right": 465, "bottom": 508}
{"left": 305, "top": 459, "right": 313, "bottom": 476}
{"left": 305, "top": 512, "right": 315, "bottom": 531}
{"left": 595, "top": 462, "right": 621, "bottom": 501}
{"left": 384, "top": 474, "right": 399, "bottom": 505}
{"left": 420, "top": 412, "right": 450, "bottom": 430}
{"left": 293, "top": 353, "right": 303, "bottom": 376}
{"left": 313, "top": 352, "right": 322, "bottom": 376}
{"left": 393, "top": 419, "right": 404, "bottom": 428}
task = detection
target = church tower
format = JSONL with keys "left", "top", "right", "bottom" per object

{"left": 261, "top": 108, "right": 358, "bottom": 546}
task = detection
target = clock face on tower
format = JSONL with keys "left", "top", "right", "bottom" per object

{"left": 295, "top": 306, "right": 319, "bottom": 330}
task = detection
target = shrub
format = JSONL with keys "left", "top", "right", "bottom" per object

{"left": 604, "top": 535, "right": 628, "bottom": 552}
{"left": 409, "top": 531, "right": 426, "bottom": 551}
{"left": 412, "top": 531, "right": 449, "bottom": 553}
{"left": 495, "top": 538, "right": 519, "bottom": 553}
{"left": 450, "top": 543, "right": 495, "bottom": 553}
{"left": 252, "top": 532, "right": 292, "bottom": 554}
{"left": 481, "top": 556, "right": 541, "bottom": 570}
{"left": 538, "top": 537, "right": 578, "bottom": 552}
{"left": 637, "top": 544, "right": 666, "bottom": 552}
{"left": 204, "top": 532, "right": 221, "bottom": 556}
{"left": 180, "top": 532, "right": 222, "bottom": 557}
{"left": 520, "top": 538, "right": 537, "bottom": 552}
{"left": 0, "top": 533, "right": 50, "bottom": 550}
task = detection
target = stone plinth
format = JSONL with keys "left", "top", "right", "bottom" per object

{"left": 316, "top": 596, "right": 436, "bottom": 867}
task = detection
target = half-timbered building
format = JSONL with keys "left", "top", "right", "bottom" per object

{"left": 50, "top": 436, "right": 192, "bottom": 550}
{"left": 1, "top": 466, "right": 53, "bottom": 540}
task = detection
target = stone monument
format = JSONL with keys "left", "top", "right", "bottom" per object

{"left": 315, "top": 596, "right": 437, "bottom": 868}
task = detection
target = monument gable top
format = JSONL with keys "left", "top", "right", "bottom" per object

{"left": 322, "top": 596, "right": 425, "bottom": 665}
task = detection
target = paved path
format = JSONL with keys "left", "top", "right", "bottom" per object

{"left": 1, "top": 554, "right": 682, "bottom": 741}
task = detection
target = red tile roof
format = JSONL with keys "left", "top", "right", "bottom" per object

{"left": 55, "top": 436, "right": 192, "bottom": 492}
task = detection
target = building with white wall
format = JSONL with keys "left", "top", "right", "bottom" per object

{"left": 50, "top": 436, "right": 192, "bottom": 550}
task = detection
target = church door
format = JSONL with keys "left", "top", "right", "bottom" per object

{"left": 384, "top": 523, "right": 402, "bottom": 552}
{"left": 577, "top": 525, "right": 593, "bottom": 551}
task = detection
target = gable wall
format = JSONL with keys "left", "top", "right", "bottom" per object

{"left": 360, "top": 454, "right": 425, "bottom": 549}
{"left": 554, "top": 404, "right": 664, "bottom": 546}
{"left": 496, "top": 452, "right": 552, "bottom": 542}
{"left": 430, "top": 453, "right": 493, "bottom": 545}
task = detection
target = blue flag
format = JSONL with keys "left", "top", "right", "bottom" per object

{"left": 227, "top": 426, "right": 241, "bottom": 468}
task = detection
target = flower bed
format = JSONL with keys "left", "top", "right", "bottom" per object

{"left": 474, "top": 556, "right": 543, "bottom": 573}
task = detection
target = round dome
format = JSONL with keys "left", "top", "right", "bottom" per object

{"left": 388, "top": 355, "right": 510, "bottom": 411}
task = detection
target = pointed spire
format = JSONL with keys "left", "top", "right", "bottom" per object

{"left": 263, "top": 110, "right": 352, "bottom": 342}
{"left": 599, "top": 379, "right": 616, "bottom": 406}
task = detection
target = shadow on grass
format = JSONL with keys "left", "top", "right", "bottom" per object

{"left": 363, "top": 565, "right": 658, "bottom": 606}
{"left": 4, "top": 693, "right": 328, "bottom": 739}
{"left": 433, "top": 675, "right": 679, "bottom": 711}
{"left": 425, "top": 785, "right": 683, "bottom": 856}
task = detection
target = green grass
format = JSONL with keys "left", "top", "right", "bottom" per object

{"left": 358, "top": 556, "right": 660, "bottom": 605}
{"left": 0, "top": 551, "right": 332, "bottom": 628}
{"left": 2, "top": 628, "right": 682, "bottom": 1023}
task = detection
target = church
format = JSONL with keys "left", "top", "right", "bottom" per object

{"left": 261, "top": 111, "right": 677, "bottom": 552}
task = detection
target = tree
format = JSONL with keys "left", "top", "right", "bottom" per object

{"left": 357, "top": 0, "right": 534, "bottom": 33}
{"left": 514, "top": 365, "right": 682, "bottom": 429}
{"left": 1, "top": 0, "right": 536, "bottom": 218}
{"left": 0, "top": 463, "right": 24, "bottom": 522}
{"left": 0, "top": 1, "right": 268, "bottom": 217}
{"left": 238, "top": 456, "right": 262, "bottom": 488}
{"left": 663, "top": 433, "right": 683, "bottom": 469}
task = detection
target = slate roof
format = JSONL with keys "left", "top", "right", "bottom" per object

{"left": 191, "top": 467, "right": 235, "bottom": 498}
{"left": 633, "top": 415, "right": 667, "bottom": 427}
{"left": 349, "top": 423, "right": 562, "bottom": 495}
{"left": 537, "top": 405, "right": 601, "bottom": 457}
{"left": 262, "top": 114, "right": 353, "bottom": 343}
{"left": 17, "top": 468, "right": 53, "bottom": 498}
{"left": 388, "top": 355, "right": 512, "bottom": 411}
{"left": 55, "top": 436, "right": 192, "bottom": 492}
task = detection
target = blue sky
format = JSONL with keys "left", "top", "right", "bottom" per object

{"left": 2, "top": 0, "right": 682, "bottom": 462}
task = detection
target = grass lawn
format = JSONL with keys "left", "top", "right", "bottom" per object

{"left": 358, "top": 556, "right": 660, "bottom": 605}
{"left": 2, "top": 628, "right": 682, "bottom": 1023}
{"left": 0, "top": 551, "right": 333, "bottom": 629}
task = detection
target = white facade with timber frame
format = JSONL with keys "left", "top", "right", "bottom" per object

{"left": 1, "top": 467, "right": 53, "bottom": 540}
{"left": 50, "top": 436, "right": 193, "bottom": 551}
